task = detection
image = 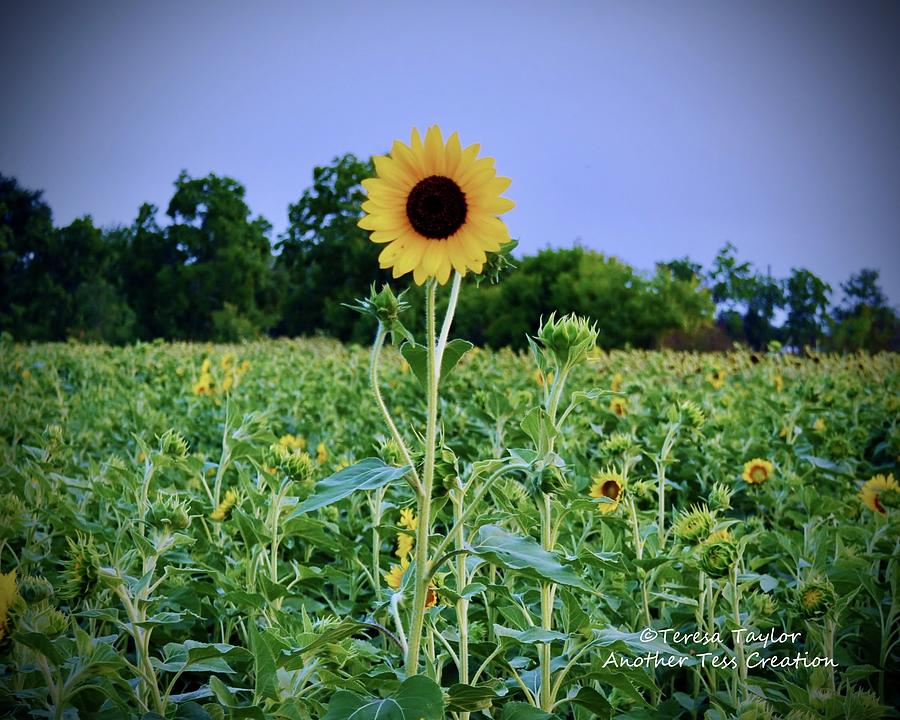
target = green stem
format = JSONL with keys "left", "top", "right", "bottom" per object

{"left": 371, "top": 486, "right": 385, "bottom": 596}
{"left": 627, "top": 497, "right": 652, "bottom": 627}
{"left": 823, "top": 614, "right": 836, "bottom": 693}
{"left": 406, "top": 280, "right": 439, "bottom": 676}
{"left": 453, "top": 491, "right": 470, "bottom": 711}
{"left": 370, "top": 324, "right": 422, "bottom": 494}
{"left": 731, "top": 566, "right": 747, "bottom": 703}
{"left": 539, "top": 491, "right": 554, "bottom": 711}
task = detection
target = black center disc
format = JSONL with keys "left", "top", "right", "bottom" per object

{"left": 406, "top": 175, "right": 467, "bottom": 239}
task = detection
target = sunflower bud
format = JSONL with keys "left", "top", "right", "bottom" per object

{"left": 736, "top": 698, "right": 777, "bottom": 720}
{"left": 673, "top": 504, "right": 715, "bottom": 544}
{"left": 268, "top": 443, "right": 316, "bottom": 493}
{"left": 698, "top": 529, "right": 739, "bottom": 578}
{"left": 747, "top": 591, "right": 778, "bottom": 626}
{"left": 680, "top": 400, "right": 706, "bottom": 430}
{"left": 158, "top": 429, "right": 190, "bottom": 459}
{"left": 18, "top": 602, "right": 69, "bottom": 637}
{"left": 536, "top": 313, "right": 598, "bottom": 369}
{"left": 600, "top": 432, "right": 636, "bottom": 455}
{"left": 17, "top": 575, "right": 54, "bottom": 604}
{"left": 60, "top": 534, "right": 102, "bottom": 600}
{"left": 346, "top": 283, "right": 411, "bottom": 333}
{"left": 0, "top": 493, "right": 27, "bottom": 541}
{"left": 148, "top": 494, "right": 192, "bottom": 530}
{"left": 377, "top": 438, "right": 405, "bottom": 467}
{"left": 795, "top": 575, "right": 836, "bottom": 620}
{"left": 840, "top": 689, "right": 886, "bottom": 720}
{"left": 708, "top": 482, "right": 733, "bottom": 511}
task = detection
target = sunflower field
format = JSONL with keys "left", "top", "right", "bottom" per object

{"left": 1, "top": 127, "right": 899, "bottom": 720}
{"left": 1, "top": 326, "right": 898, "bottom": 720}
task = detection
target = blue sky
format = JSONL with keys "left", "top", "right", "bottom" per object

{"left": 2, "top": 0, "right": 898, "bottom": 305}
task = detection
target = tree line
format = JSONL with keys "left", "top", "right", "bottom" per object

{"left": 1, "top": 156, "right": 896, "bottom": 351}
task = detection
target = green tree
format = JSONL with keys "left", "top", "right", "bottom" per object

{"left": 706, "top": 244, "right": 785, "bottom": 349}
{"left": 0, "top": 174, "right": 56, "bottom": 339}
{"left": 276, "top": 154, "right": 402, "bottom": 343}
{"left": 828, "top": 269, "right": 898, "bottom": 352}
{"left": 123, "top": 172, "right": 280, "bottom": 341}
{"left": 454, "top": 247, "right": 713, "bottom": 350}
{"left": 783, "top": 268, "right": 831, "bottom": 349}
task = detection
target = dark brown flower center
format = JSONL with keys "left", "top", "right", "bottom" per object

{"left": 601, "top": 480, "right": 621, "bottom": 500}
{"left": 406, "top": 175, "right": 467, "bottom": 239}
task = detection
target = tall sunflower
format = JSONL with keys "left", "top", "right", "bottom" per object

{"left": 358, "top": 126, "right": 514, "bottom": 284}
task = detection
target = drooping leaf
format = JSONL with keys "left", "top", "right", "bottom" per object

{"left": 289, "top": 458, "right": 410, "bottom": 516}
{"left": 468, "top": 524, "right": 587, "bottom": 589}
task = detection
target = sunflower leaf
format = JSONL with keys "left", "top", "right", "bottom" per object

{"left": 401, "top": 339, "right": 474, "bottom": 390}
{"left": 288, "top": 458, "right": 410, "bottom": 516}
{"left": 468, "top": 524, "right": 588, "bottom": 589}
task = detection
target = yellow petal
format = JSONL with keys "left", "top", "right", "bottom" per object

{"left": 444, "top": 132, "right": 462, "bottom": 177}
{"left": 391, "top": 140, "right": 424, "bottom": 179}
{"left": 378, "top": 240, "right": 407, "bottom": 265}
{"left": 392, "top": 237, "right": 427, "bottom": 276}
{"left": 413, "top": 263, "right": 428, "bottom": 285}
{"left": 483, "top": 176, "right": 512, "bottom": 195}
{"left": 424, "top": 125, "right": 445, "bottom": 176}
{"left": 436, "top": 257, "right": 452, "bottom": 284}
{"left": 419, "top": 241, "right": 439, "bottom": 277}
{"left": 358, "top": 213, "right": 404, "bottom": 232}
{"left": 446, "top": 237, "right": 470, "bottom": 274}
{"left": 374, "top": 155, "right": 415, "bottom": 186}
{"left": 455, "top": 229, "right": 488, "bottom": 264}
{"left": 361, "top": 199, "right": 404, "bottom": 214}
{"left": 470, "top": 196, "right": 516, "bottom": 215}
{"left": 369, "top": 229, "right": 402, "bottom": 244}
{"left": 457, "top": 156, "right": 496, "bottom": 188}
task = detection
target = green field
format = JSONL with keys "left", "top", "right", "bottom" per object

{"left": 1, "top": 337, "right": 898, "bottom": 719}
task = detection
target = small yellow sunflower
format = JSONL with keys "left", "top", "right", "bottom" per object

{"left": 0, "top": 569, "right": 18, "bottom": 641}
{"left": 395, "top": 532, "right": 414, "bottom": 561}
{"left": 707, "top": 369, "right": 726, "bottom": 390}
{"left": 610, "top": 373, "right": 623, "bottom": 393}
{"left": 589, "top": 470, "right": 624, "bottom": 513}
{"left": 316, "top": 442, "right": 328, "bottom": 464}
{"left": 210, "top": 489, "right": 239, "bottom": 522}
{"left": 398, "top": 508, "right": 418, "bottom": 532}
{"left": 742, "top": 459, "right": 774, "bottom": 485}
{"left": 609, "top": 397, "right": 628, "bottom": 417}
{"left": 358, "top": 126, "right": 514, "bottom": 285}
{"left": 859, "top": 473, "right": 898, "bottom": 514}
{"left": 384, "top": 559, "right": 409, "bottom": 590}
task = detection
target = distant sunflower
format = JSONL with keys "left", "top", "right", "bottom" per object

{"left": 385, "top": 559, "right": 409, "bottom": 590}
{"left": 358, "top": 126, "right": 514, "bottom": 285}
{"left": 859, "top": 473, "right": 898, "bottom": 515}
{"left": 742, "top": 459, "right": 774, "bottom": 485}
{"left": 609, "top": 397, "right": 628, "bottom": 417}
{"left": 589, "top": 470, "right": 624, "bottom": 514}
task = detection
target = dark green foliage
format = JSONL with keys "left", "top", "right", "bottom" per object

{"left": 275, "top": 154, "right": 398, "bottom": 343}
{"left": 828, "top": 269, "right": 899, "bottom": 352}
{"left": 454, "top": 248, "right": 714, "bottom": 349}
